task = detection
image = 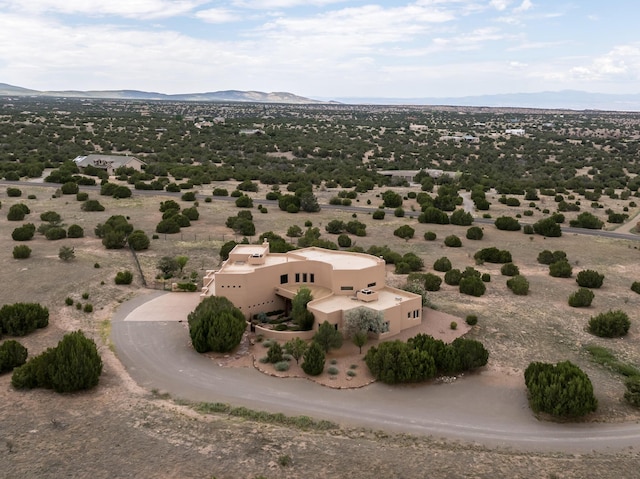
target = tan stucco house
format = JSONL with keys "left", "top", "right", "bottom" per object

{"left": 73, "top": 154, "right": 146, "bottom": 175}
{"left": 201, "top": 242, "right": 423, "bottom": 338}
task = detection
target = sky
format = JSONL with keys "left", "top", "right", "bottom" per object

{"left": 0, "top": 0, "right": 639, "bottom": 100}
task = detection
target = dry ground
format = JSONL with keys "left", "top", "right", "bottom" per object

{"left": 2, "top": 181, "right": 640, "bottom": 478}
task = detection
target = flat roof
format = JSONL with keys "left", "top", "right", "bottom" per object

{"left": 310, "top": 287, "right": 418, "bottom": 314}
{"left": 293, "top": 248, "right": 381, "bottom": 270}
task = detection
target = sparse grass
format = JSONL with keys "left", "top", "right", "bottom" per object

{"left": 584, "top": 344, "right": 640, "bottom": 379}
{"left": 99, "top": 320, "right": 114, "bottom": 352}
{"left": 191, "top": 401, "right": 338, "bottom": 431}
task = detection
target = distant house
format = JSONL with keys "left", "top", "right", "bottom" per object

{"left": 73, "top": 154, "right": 146, "bottom": 175}
{"left": 505, "top": 128, "right": 525, "bottom": 136}
{"left": 378, "top": 169, "right": 457, "bottom": 183}
{"left": 201, "top": 242, "right": 423, "bottom": 339}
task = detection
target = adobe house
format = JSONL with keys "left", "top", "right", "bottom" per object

{"left": 73, "top": 154, "right": 146, "bottom": 175}
{"left": 201, "top": 242, "right": 423, "bottom": 338}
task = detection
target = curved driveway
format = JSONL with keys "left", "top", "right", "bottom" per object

{"left": 112, "top": 291, "right": 640, "bottom": 453}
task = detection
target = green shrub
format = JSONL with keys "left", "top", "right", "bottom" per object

{"left": 7, "top": 187, "right": 22, "bottom": 197}
{"left": 624, "top": 377, "right": 640, "bottom": 407}
{"left": 76, "top": 192, "right": 89, "bottom": 201}
{"left": 466, "top": 226, "right": 483, "bottom": 240}
{"left": 83, "top": 304, "right": 93, "bottom": 313}
{"left": 494, "top": 216, "right": 521, "bottom": 231}
{"left": 500, "top": 262, "right": 520, "bottom": 276}
{"left": 444, "top": 268, "right": 462, "bottom": 286}
{"left": 372, "top": 210, "right": 385, "bottom": 220}
{"left": 82, "top": 199, "right": 105, "bottom": 211}
{"left": 12, "top": 330, "right": 102, "bottom": 393}
{"left": 465, "top": 315, "right": 478, "bottom": 326}
{"left": 444, "top": 235, "right": 462, "bottom": 247}
{"left": 0, "top": 340, "right": 28, "bottom": 373}
{"left": 481, "top": 273, "right": 491, "bottom": 282}
{"left": 176, "top": 282, "right": 198, "bottom": 292}
{"left": 274, "top": 361, "right": 290, "bottom": 372}
{"left": 127, "top": 230, "right": 150, "bottom": 251}
{"left": 11, "top": 223, "right": 36, "bottom": 241}
{"left": 524, "top": 361, "right": 597, "bottom": 418}
{"left": 576, "top": 270, "right": 604, "bottom": 288}
{"left": 115, "top": 271, "right": 133, "bottom": 285}
{"left": 568, "top": 288, "right": 595, "bottom": 307}
{"left": 65, "top": 297, "right": 74, "bottom": 306}
{"left": 365, "top": 340, "right": 436, "bottom": 384}
{"left": 301, "top": 342, "right": 325, "bottom": 376}
{"left": 267, "top": 342, "right": 284, "bottom": 363}
{"left": 424, "top": 231, "right": 436, "bottom": 241}
{"left": 433, "top": 257, "right": 452, "bottom": 272}
{"left": 506, "top": 275, "right": 530, "bottom": 295}
{"left": 459, "top": 276, "right": 486, "bottom": 297}
{"left": 450, "top": 321, "right": 457, "bottom": 330}
{"left": 549, "top": 260, "right": 572, "bottom": 278}
{"left": 7, "top": 203, "right": 30, "bottom": 221}
{"left": 523, "top": 224, "right": 534, "bottom": 234}
{"left": 12, "top": 245, "right": 31, "bottom": 259}
{"left": 474, "top": 247, "right": 512, "bottom": 264}
{"left": 45, "top": 227, "right": 67, "bottom": 240}
{"left": 188, "top": 296, "right": 246, "bottom": 353}
{"left": 588, "top": 310, "right": 630, "bottom": 337}
{"left": 423, "top": 273, "right": 442, "bottom": 292}
{"left": 327, "top": 366, "right": 339, "bottom": 375}
{"left": 537, "top": 250, "right": 566, "bottom": 265}
{"left": 393, "top": 225, "right": 415, "bottom": 240}
{"left": 533, "top": 217, "right": 562, "bottom": 237}
{"left": 632, "top": 281, "right": 640, "bottom": 294}
{"left": 67, "top": 224, "right": 84, "bottom": 238}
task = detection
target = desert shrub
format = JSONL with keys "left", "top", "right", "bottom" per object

{"left": 576, "top": 270, "right": 604, "bottom": 289}
{"left": 12, "top": 245, "right": 31, "bottom": 259}
{"left": 115, "top": 270, "right": 133, "bottom": 285}
{"left": 11, "top": 223, "right": 36, "bottom": 241}
{"left": 632, "top": 282, "right": 640, "bottom": 294}
{"left": 549, "top": 260, "right": 572, "bottom": 278}
{"left": 568, "top": 288, "right": 595, "bottom": 307}
{"left": 466, "top": 226, "right": 483, "bottom": 240}
{"left": 327, "top": 366, "right": 339, "bottom": 375}
{"left": 372, "top": 209, "right": 385, "bottom": 220}
{"left": 44, "top": 227, "right": 66, "bottom": 240}
{"left": 67, "top": 224, "right": 84, "bottom": 238}
{"left": 188, "top": 296, "right": 246, "bottom": 353}
{"left": 418, "top": 207, "right": 450, "bottom": 225}
{"left": 337, "top": 234, "right": 352, "bottom": 248}
{"left": 301, "top": 342, "right": 325, "bottom": 376}
{"left": 444, "top": 268, "right": 462, "bottom": 286}
{"left": 474, "top": 247, "right": 512, "bottom": 264}
{"left": 176, "top": 282, "right": 198, "bottom": 292}
{"left": 82, "top": 199, "right": 105, "bottom": 211}
{"left": 459, "top": 275, "right": 486, "bottom": 297}
{"left": 127, "top": 230, "right": 150, "bottom": 251}
{"left": 449, "top": 209, "right": 473, "bottom": 226}
{"left": 450, "top": 321, "right": 457, "bottom": 330}
{"left": 267, "top": 342, "right": 284, "bottom": 363}
{"left": 6, "top": 187, "right": 22, "bottom": 197}
{"left": 83, "top": 304, "right": 93, "bottom": 313}
{"left": 537, "top": 250, "right": 567, "bottom": 265}
{"left": 588, "top": 310, "right": 630, "bottom": 337}
{"left": 61, "top": 181, "right": 79, "bottom": 194}
{"left": 11, "top": 330, "right": 103, "bottom": 393}
{"left": 393, "top": 225, "right": 415, "bottom": 240}
{"left": 76, "top": 192, "right": 89, "bottom": 201}
{"left": 500, "top": 262, "right": 520, "bottom": 276}
{"left": 570, "top": 212, "right": 604, "bottom": 229}
{"left": 394, "top": 207, "right": 405, "bottom": 217}
{"left": 182, "top": 207, "right": 200, "bottom": 221}
{"left": 156, "top": 218, "right": 181, "bottom": 234}
{"left": 433, "top": 257, "right": 452, "bottom": 272}
{"left": 274, "top": 361, "right": 290, "bottom": 372}
{"left": 212, "top": 188, "right": 228, "bottom": 196}
{"left": 424, "top": 231, "right": 436, "bottom": 241}
{"left": 7, "top": 203, "right": 30, "bottom": 221}
{"left": 181, "top": 191, "right": 196, "bottom": 201}
{"left": 506, "top": 275, "right": 530, "bottom": 295}
{"left": 524, "top": 361, "right": 597, "bottom": 418}
{"left": 481, "top": 273, "right": 491, "bottom": 282}
{"left": 444, "top": 235, "right": 462, "bottom": 247}
{"left": 465, "top": 315, "right": 478, "bottom": 326}
{"left": 365, "top": 340, "right": 436, "bottom": 384}
{"left": 523, "top": 224, "right": 534, "bottom": 234}
{"left": 494, "top": 216, "right": 521, "bottom": 231}
{"left": 65, "top": 297, "right": 73, "bottom": 306}
{"left": 624, "top": 377, "right": 640, "bottom": 407}
{"left": 423, "top": 273, "right": 442, "bottom": 292}
{"left": 533, "top": 217, "right": 562, "bottom": 237}
{"left": 0, "top": 340, "right": 28, "bottom": 373}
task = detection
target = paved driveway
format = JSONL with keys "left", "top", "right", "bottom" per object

{"left": 112, "top": 290, "right": 640, "bottom": 453}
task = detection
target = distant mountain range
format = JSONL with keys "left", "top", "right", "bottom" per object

{"left": 1, "top": 82, "right": 639, "bottom": 111}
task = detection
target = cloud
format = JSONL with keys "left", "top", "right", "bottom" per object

{"left": 196, "top": 8, "right": 241, "bottom": 23}
{"left": 489, "top": 0, "right": 512, "bottom": 11}
{"left": 2, "top": 0, "right": 205, "bottom": 19}
{"left": 514, "top": 0, "right": 533, "bottom": 13}
{"left": 231, "top": 0, "right": 347, "bottom": 8}
{"left": 569, "top": 44, "right": 640, "bottom": 80}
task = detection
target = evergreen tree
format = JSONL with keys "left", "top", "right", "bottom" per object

{"left": 301, "top": 342, "right": 325, "bottom": 376}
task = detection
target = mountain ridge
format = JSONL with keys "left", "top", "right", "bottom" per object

{"left": 1, "top": 83, "right": 638, "bottom": 111}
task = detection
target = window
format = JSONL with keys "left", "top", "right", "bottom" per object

{"left": 367, "top": 282, "right": 376, "bottom": 288}
{"left": 310, "top": 273, "right": 315, "bottom": 283}
{"left": 303, "top": 273, "right": 308, "bottom": 282}
{"left": 340, "top": 286, "right": 354, "bottom": 291}
{"left": 295, "top": 273, "right": 300, "bottom": 283}
{"left": 280, "top": 274, "right": 288, "bottom": 284}
{"left": 407, "top": 312, "right": 411, "bottom": 319}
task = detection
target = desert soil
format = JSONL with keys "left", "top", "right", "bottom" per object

{"left": 2, "top": 181, "right": 640, "bottom": 478}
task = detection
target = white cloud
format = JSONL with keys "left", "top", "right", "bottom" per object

{"left": 514, "top": 0, "right": 533, "bottom": 13}
{"left": 1, "top": 0, "right": 205, "bottom": 19}
{"left": 196, "top": 8, "right": 240, "bottom": 23}
{"left": 231, "top": 0, "right": 346, "bottom": 8}
{"left": 569, "top": 44, "right": 640, "bottom": 81}
{"left": 490, "top": 0, "right": 512, "bottom": 11}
